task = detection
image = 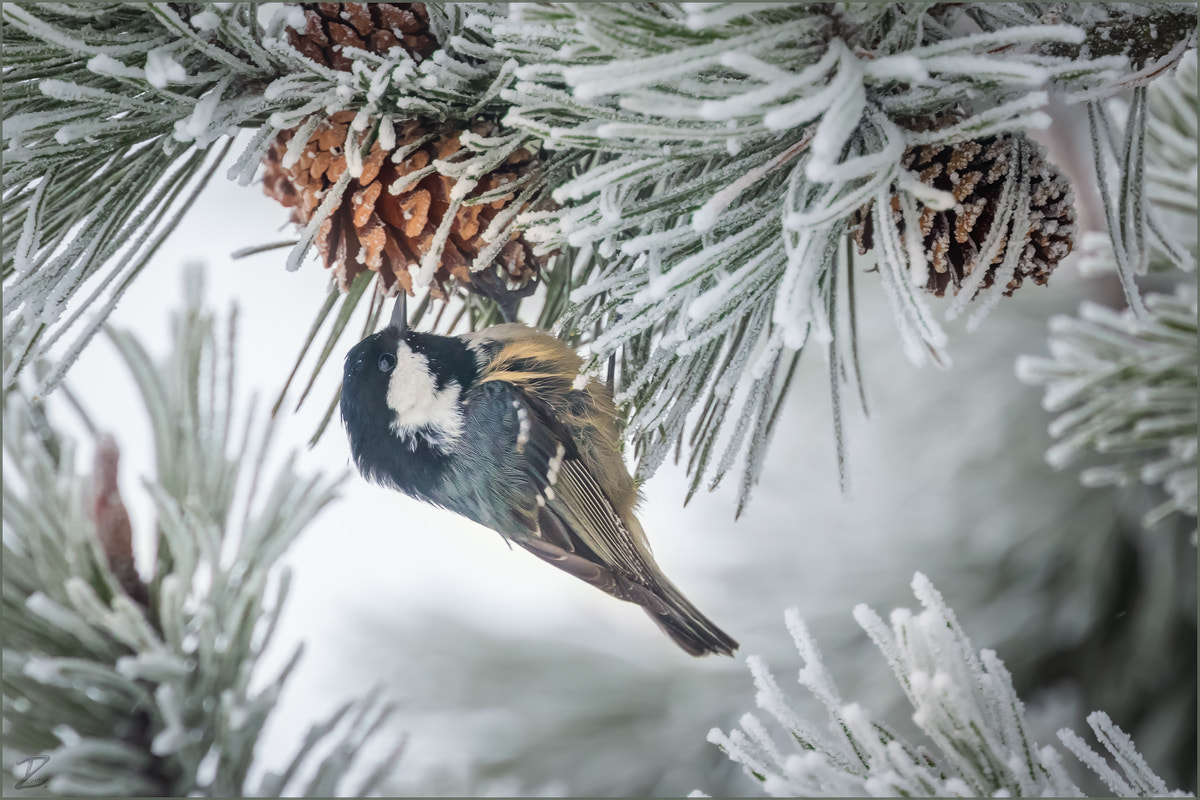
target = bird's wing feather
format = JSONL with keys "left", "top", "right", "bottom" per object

{"left": 456, "top": 380, "right": 560, "bottom": 540}
{"left": 458, "top": 376, "right": 739, "bottom": 656}
{"left": 458, "top": 379, "right": 657, "bottom": 587}
{"left": 552, "top": 459, "right": 657, "bottom": 584}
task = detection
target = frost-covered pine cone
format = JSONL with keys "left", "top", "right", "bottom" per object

{"left": 852, "top": 133, "right": 1076, "bottom": 299}
{"left": 262, "top": 115, "right": 547, "bottom": 299}
{"left": 265, "top": 2, "right": 550, "bottom": 302}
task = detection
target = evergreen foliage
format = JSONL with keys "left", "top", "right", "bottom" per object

{"left": 491, "top": 3, "right": 1193, "bottom": 507}
{"left": 1017, "top": 286, "right": 1197, "bottom": 528}
{"left": 2, "top": 5, "right": 1197, "bottom": 794}
{"left": 1019, "top": 51, "right": 1196, "bottom": 529}
{"left": 2, "top": 269, "right": 400, "bottom": 795}
{"left": 4, "top": 3, "right": 1194, "bottom": 505}
{"left": 706, "top": 574, "right": 1188, "bottom": 797}
{"left": 2, "top": 3, "right": 550, "bottom": 397}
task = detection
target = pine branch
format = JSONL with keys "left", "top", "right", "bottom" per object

{"left": 704, "top": 573, "right": 1189, "bottom": 797}
{"left": 1038, "top": 6, "right": 1198, "bottom": 70}
{"left": 1016, "top": 286, "right": 1198, "bottom": 529}
{"left": 3, "top": 4, "right": 276, "bottom": 397}
{"left": 1, "top": 2, "right": 538, "bottom": 400}
{"left": 493, "top": 3, "right": 1186, "bottom": 509}
{"left": 8, "top": 2, "right": 1197, "bottom": 518}
{"left": 1018, "top": 49, "right": 1197, "bottom": 530}
{"left": 2, "top": 266, "right": 398, "bottom": 796}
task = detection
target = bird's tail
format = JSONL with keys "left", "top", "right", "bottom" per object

{"left": 638, "top": 579, "right": 739, "bottom": 657}
{"left": 524, "top": 507, "right": 738, "bottom": 657}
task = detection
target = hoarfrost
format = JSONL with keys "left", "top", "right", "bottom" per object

{"left": 145, "top": 48, "right": 187, "bottom": 89}
{"left": 190, "top": 10, "right": 221, "bottom": 32}
{"left": 707, "top": 574, "right": 1184, "bottom": 796}
{"left": 86, "top": 54, "right": 144, "bottom": 80}
{"left": 173, "top": 83, "right": 225, "bottom": 142}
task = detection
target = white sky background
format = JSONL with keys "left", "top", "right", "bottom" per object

{"left": 47, "top": 121, "right": 1129, "bottom": 793}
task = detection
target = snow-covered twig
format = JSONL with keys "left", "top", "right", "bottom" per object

{"left": 2, "top": 267, "right": 398, "bottom": 795}
{"left": 707, "top": 573, "right": 1189, "bottom": 797}
{"left": 1016, "top": 286, "right": 1198, "bottom": 528}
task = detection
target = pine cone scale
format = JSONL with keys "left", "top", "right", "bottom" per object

{"left": 287, "top": 3, "right": 437, "bottom": 70}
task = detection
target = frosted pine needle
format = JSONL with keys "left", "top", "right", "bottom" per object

{"left": 2, "top": 268, "right": 399, "bottom": 796}
{"left": 5, "top": 3, "right": 1196, "bottom": 514}
{"left": 495, "top": 4, "right": 1184, "bottom": 508}
{"left": 1016, "top": 286, "right": 1198, "bottom": 528}
{"left": 705, "top": 573, "right": 1187, "bottom": 797}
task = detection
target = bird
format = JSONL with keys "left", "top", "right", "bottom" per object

{"left": 339, "top": 295, "right": 738, "bottom": 657}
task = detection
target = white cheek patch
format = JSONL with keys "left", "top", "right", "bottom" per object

{"left": 385, "top": 343, "right": 464, "bottom": 448}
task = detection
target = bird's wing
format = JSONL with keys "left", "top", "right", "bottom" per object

{"left": 459, "top": 378, "right": 739, "bottom": 656}
{"left": 455, "top": 379, "right": 564, "bottom": 537}
{"left": 458, "top": 379, "right": 659, "bottom": 595}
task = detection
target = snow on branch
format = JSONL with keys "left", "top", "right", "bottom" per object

{"left": 1016, "top": 286, "right": 1198, "bottom": 529}
{"left": 2, "top": 267, "right": 399, "bottom": 796}
{"left": 705, "top": 573, "right": 1190, "bottom": 797}
{"left": 494, "top": 3, "right": 1190, "bottom": 510}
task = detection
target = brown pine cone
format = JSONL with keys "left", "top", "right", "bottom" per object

{"left": 851, "top": 133, "right": 1076, "bottom": 298}
{"left": 262, "top": 112, "right": 548, "bottom": 300}
{"left": 287, "top": 3, "right": 436, "bottom": 69}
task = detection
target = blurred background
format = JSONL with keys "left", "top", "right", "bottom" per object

{"left": 47, "top": 117, "right": 1194, "bottom": 796}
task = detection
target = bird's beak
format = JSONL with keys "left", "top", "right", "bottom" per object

{"left": 389, "top": 291, "right": 408, "bottom": 333}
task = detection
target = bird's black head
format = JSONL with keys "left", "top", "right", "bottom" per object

{"left": 340, "top": 326, "right": 480, "bottom": 490}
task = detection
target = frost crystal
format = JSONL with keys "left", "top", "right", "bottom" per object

{"left": 190, "top": 10, "right": 221, "bottom": 32}
{"left": 145, "top": 48, "right": 187, "bottom": 88}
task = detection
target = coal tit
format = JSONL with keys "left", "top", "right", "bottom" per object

{"left": 339, "top": 297, "right": 738, "bottom": 656}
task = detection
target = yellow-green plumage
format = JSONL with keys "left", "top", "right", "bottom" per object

{"left": 462, "top": 324, "right": 737, "bottom": 657}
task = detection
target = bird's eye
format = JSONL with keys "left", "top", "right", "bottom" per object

{"left": 378, "top": 353, "right": 397, "bottom": 373}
